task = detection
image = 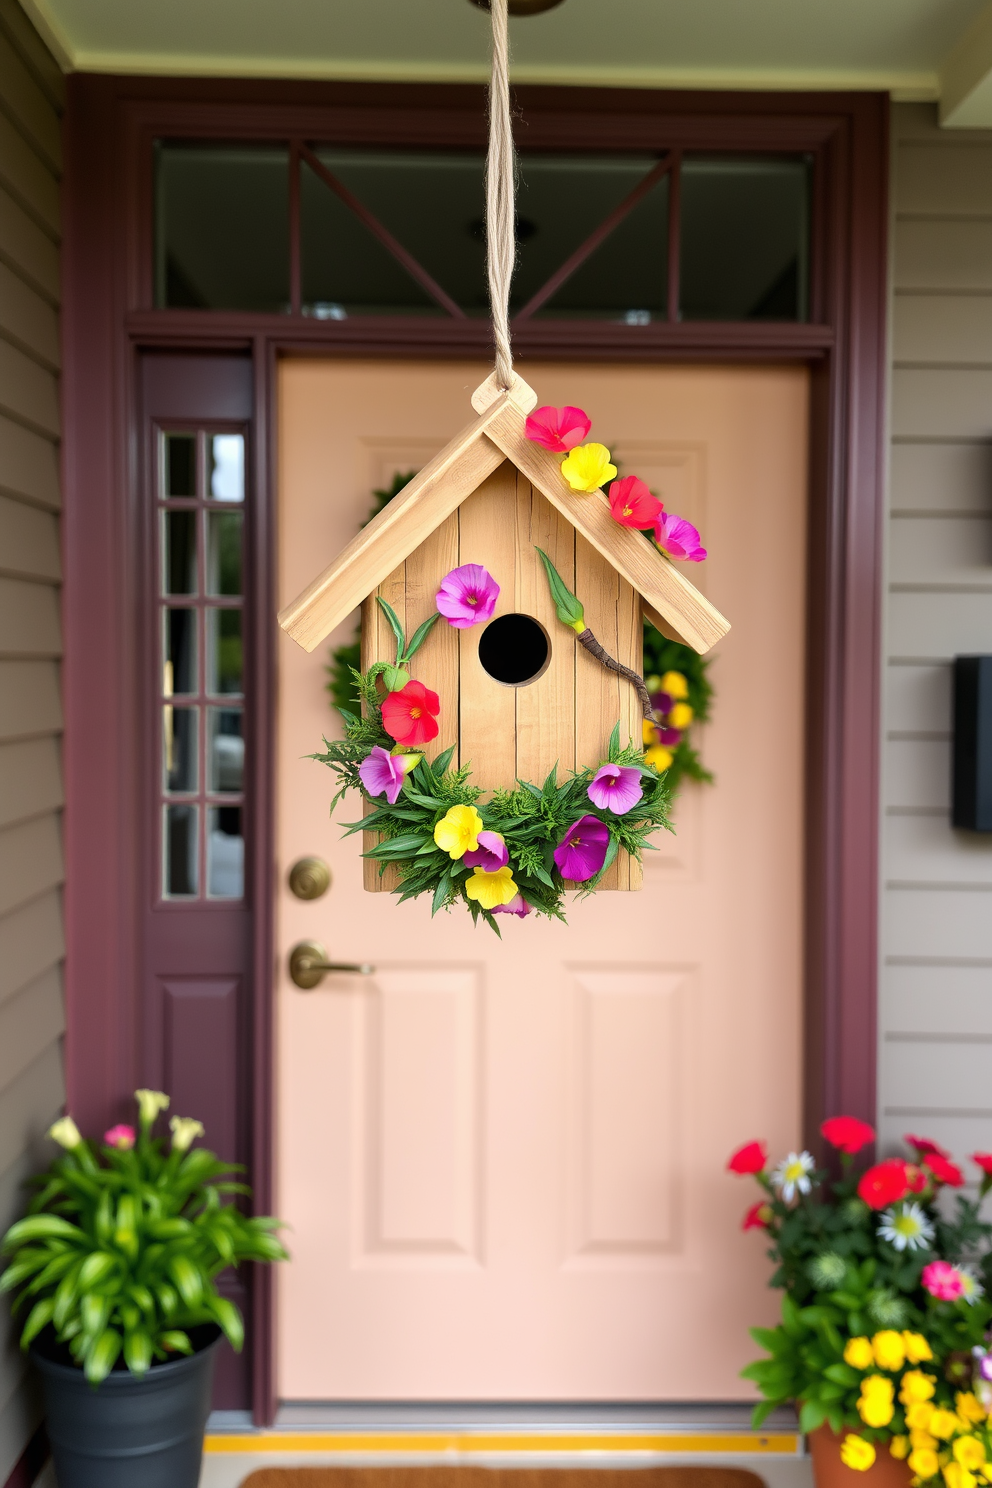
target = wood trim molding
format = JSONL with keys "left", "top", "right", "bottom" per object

{"left": 61, "top": 74, "right": 888, "bottom": 1421}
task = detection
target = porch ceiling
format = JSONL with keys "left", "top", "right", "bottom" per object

{"left": 20, "top": 0, "right": 992, "bottom": 126}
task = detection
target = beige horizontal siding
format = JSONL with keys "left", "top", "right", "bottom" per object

{"left": 891, "top": 367, "right": 992, "bottom": 438}
{"left": 888, "top": 441, "right": 992, "bottom": 513}
{"left": 887, "top": 589, "right": 992, "bottom": 659}
{"left": 895, "top": 143, "right": 992, "bottom": 216}
{"left": 895, "top": 219, "right": 992, "bottom": 291}
{"left": 894, "top": 294, "right": 992, "bottom": 365}
{"left": 0, "top": 11, "right": 64, "bottom": 1475}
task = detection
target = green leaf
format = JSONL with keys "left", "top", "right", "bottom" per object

{"left": 2, "top": 1215, "right": 83, "bottom": 1251}
{"left": 749, "top": 1327, "right": 783, "bottom": 1354}
{"left": 751, "top": 1399, "right": 780, "bottom": 1428}
{"left": 80, "top": 1293, "right": 111, "bottom": 1339}
{"left": 375, "top": 597, "right": 406, "bottom": 650}
{"left": 167, "top": 1254, "right": 203, "bottom": 1308}
{"left": 607, "top": 722, "right": 621, "bottom": 762}
{"left": 84, "top": 1328, "right": 122, "bottom": 1384}
{"left": 535, "top": 548, "right": 585, "bottom": 630}
{"left": 404, "top": 612, "right": 441, "bottom": 661}
{"left": 799, "top": 1400, "right": 827, "bottom": 1434}
{"left": 824, "top": 1362, "right": 861, "bottom": 1387}
{"left": 78, "top": 1251, "right": 117, "bottom": 1289}
{"left": 159, "top": 1330, "right": 193, "bottom": 1356}
{"left": 52, "top": 1261, "right": 83, "bottom": 1329}
{"left": 19, "top": 1296, "right": 54, "bottom": 1349}
{"left": 206, "top": 1293, "right": 244, "bottom": 1351}
{"left": 124, "top": 1329, "right": 153, "bottom": 1376}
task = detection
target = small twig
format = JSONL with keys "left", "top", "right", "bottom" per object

{"left": 577, "top": 629, "right": 654, "bottom": 719}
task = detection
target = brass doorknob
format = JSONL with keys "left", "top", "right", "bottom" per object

{"left": 288, "top": 857, "right": 331, "bottom": 900}
{"left": 289, "top": 940, "right": 374, "bottom": 990}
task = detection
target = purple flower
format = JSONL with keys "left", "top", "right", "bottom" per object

{"left": 650, "top": 691, "right": 673, "bottom": 716}
{"left": 436, "top": 564, "right": 500, "bottom": 629}
{"left": 553, "top": 814, "right": 611, "bottom": 883}
{"left": 359, "top": 745, "right": 406, "bottom": 804}
{"left": 657, "top": 727, "right": 682, "bottom": 746}
{"left": 463, "top": 831, "right": 509, "bottom": 872}
{"left": 654, "top": 512, "right": 707, "bottom": 562}
{"left": 587, "top": 764, "right": 643, "bottom": 816}
{"left": 493, "top": 893, "right": 531, "bottom": 918}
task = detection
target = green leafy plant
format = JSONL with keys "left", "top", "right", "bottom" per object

{"left": 0, "top": 1090, "right": 287, "bottom": 1384}
{"left": 642, "top": 629, "right": 713, "bottom": 792}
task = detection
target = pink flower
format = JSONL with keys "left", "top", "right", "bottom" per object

{"left": 381, "top": 680, "right": 440, "bottom": 747}
{"left": 587, "top": 763, "right": 643, "bottom": 815}
{"left": 553, "top": 814, "right": 610, "bottom": 882}
{"left": 821, "top": 1115, "right": 875, "bottom": 1155}
{"left": 493, "top": 893, "right": 531, "bottom": 918}
{"left": 524, "top": 405, "right": 591, "bottom": 453}
{"left": 435, "top": 564, "right": 500, "bottom": 628}
{"left": 359, "top": 746, "right": 407, "bottom": 805}
{"left": 104, "top": 1124, "right": 135, "bottom": 1150}
{"left": 463, "top": 831, "right": 509, "bottom": 872}
{"left": 607, "top": 476, "right": 663, "bottom": 531}
{"left": 922, "top": 1260, "right": 966, "bottom": 1301}
{"left": 654, "top": 512, "right": 707, "bottom": 562}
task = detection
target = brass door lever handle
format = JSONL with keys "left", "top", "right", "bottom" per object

{"left": 289, "top": 940, "right": 375, "bottom": 990}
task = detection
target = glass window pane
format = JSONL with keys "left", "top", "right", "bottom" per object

{"left": 164, "top": 705, "right": 198, "bottom": 793}
{"left": 164, "top": 804, "right": 198, "bottom": 896}
{"left": 538, "top": 174, "right": 669, "bottom": 322}
{"left": 207, "top": 511, "right": 242, "bottom": 595}
{"left": 208, "top": 707, "right": 244, "bottom": 793}
{"left": 164, "top": 432, "right": 196, "bottom": 496}
{"left": 164, "top": 608, "right": 197, "bottom": 695}
{"left": 208, "top": 806, "right": 244, "bottom": 898}
{"left": 680, "top": 156, "right": 811, "bottom": 322}
{"left": 208, "top": 435, "right": 245, "bottom": 503}
{"left": 206, "top": 608, "right": 242, "bottom": 695}
{"left": 163, "top": 510, "right": 197, "bottom": 594}
{"left": 155, "top": 143, "right": 290, "bottom": 312}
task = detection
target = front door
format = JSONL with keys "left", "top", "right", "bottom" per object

{"left": 275, "top": 359, "right": 807, "bottom": 1401}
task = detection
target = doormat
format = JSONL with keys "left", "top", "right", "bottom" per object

{"left": 241, "top": 1469, "right": 766, "bottom": 1488}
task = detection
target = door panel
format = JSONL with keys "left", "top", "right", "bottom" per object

{"left": 276, "top": 359, "right": 807, "bottom": 1400}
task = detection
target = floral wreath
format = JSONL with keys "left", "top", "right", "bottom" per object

{"left": 315, "top": 404, "right": 711, "bottom": 930}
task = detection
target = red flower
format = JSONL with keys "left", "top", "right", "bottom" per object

{"left": 924, "top": 1152, "right": 964, "bottom": 1188}
{"left": 821, "top": 1115, "right": 875, "bottom": 1155}
{"left": 524, "top": 405, "right": 591, "bottom": 453}
{"left": 906, "top": 1163, "right": 928, "bottom": 1192}
{"left": 742, "top": 1201, "right": 773, "bottom": 1231}
{"left": 905, "top": 1134, "right": 949, "bottom": 1158}
{"left": 727, "top": 1140, "right": 767, "bottom": 1175}
{"left": 380, "top": 679, "right": 440, "bottom": 747}
{"left": 972, "top": 1153, "right": 992, "bottom": 1177}
{"left": 607, "top": 476, "right": 663, "bottom": 531}
{"left": 857, "top": 1158, "right": 912, "bottom": 1210}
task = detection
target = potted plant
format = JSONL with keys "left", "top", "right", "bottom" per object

{"left": 729, "top": 1119, "right": 992, "bottom": 1487}
{"left": 0, "top": 1089, "right": 287, "bottom": 1488}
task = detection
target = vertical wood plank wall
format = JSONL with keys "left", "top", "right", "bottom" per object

{"left": 880, "top": 103, "right": 992, "bottom": 1158}
{"left": 0, "top": 4, "right": 64, "bottom": 1479}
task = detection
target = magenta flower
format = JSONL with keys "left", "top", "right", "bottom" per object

{"left": 463, "top": 831, "right": 509, "bottom": 872}
{"left": 922, "top": 1259, "right": 965, "bottom": 1301}
{"left": 587, "top": 764, "right": 643, "bottom": 815}
{"left": 524, "top": 404, "right": 591, "bottom": 453}
{"left": 104, "top": 1123, "right": 135, "bottom": 1150}
{"left": 650, "top": 691, "right": 673, "bottom": 715}
{"left": 657, "top": 726, "right": 682, "bottom": 746}
{"left": 493, "top": 893, "right": 531, "bottom": 918}
{"left": 436, "top": 564, "right": 500, "bottom": 628}
{"left": 554, "top": 814, "right": 610, "bottom": 882}
{"left": 654, "top": 512, "right": 707, "bottom": 562}
{"left": 359, "top": 745, "right": 406, "bottom": 805}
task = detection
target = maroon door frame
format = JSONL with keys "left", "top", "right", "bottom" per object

{"left": 61, "top": 75, "right": 888, "bottom": 1423}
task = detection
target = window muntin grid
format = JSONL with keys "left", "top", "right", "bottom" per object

{"left": 158, "top": 427, "right": 246, "bottom": 900}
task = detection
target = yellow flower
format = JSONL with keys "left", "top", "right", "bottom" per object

{"left": 668, "top": 702, "right": 694, "bottom": 730}
{"left": 908, "top": 1403, "right": 937, "bottom": 1431}
{"left": 945, "top": 1463, "right": 978, "bottom": 1488}
{"left": 873, "top": 1330, "right": 907, "bottom": 1371}
{"left": 48, "top": 1116, "right": 83, "bottom": 1150}
{"left": 464, "top": 866, "right": 517, "bottom": 911}
{"left": 645, "top": 745, "right": 673, "bottom": 773}
{"left": 862, "top": 1374, "right": 895, "bottom": 1397}
{"left": 841, "top": 1437, "right": 877, "bottom": 1472}
{"left": 911, "top": 1427, "right": 938, "bottom": 1450}
{"left": 660, "top": 670, "right": 689, "bottom": 700}
{"left": 434, "top": 804, "right": 483, "bottom": 860}
{"left": 955, "top": 1439, "right": 987, "bottom": 1471}
{"left": 931, "top": 1411, "right": 960, "bottom": 1441}
{"left": 845, "top": 1337, "right": 876, "bottom": 1370}
{"left": 642, "top": 718, "right": 658, "bottom": 747}
{"left": 903, "top": 1372, "right": 938, "bottom": 1406}
{"left": 560, "top": 442, "right": 617, "bottom": 493}
{"left": 911, "top": 1447, "right": 941, "bottom": 1479}
{"left": 891, "top": 1437, "right": 911, "bottom": 1461}
{"left": 956, "top": 1395, "right": 986, "bottom": 1427}
{"left": 905, "top": 1333, "right": 935, "bottom": 1365}
{"left": 858, "top": 1377, "right": 895, "bottom": 1428}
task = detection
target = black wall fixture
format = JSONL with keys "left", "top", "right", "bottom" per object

{"left": 952, "top": 656, "right": 992, "bottom": 832}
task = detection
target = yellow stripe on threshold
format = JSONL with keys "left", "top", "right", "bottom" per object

{"left": 204, "top": 1432, "right": 800, "bottom": 1456}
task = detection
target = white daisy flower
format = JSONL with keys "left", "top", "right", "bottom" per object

{"left": 960, "top": 1265, "right": 985, "bottom": 1304}
{"left": 771, "top": 1150, "right": 816, "bottom": 1202}
{"left": 877, "top": 1201, "right": 935, "bottom": 1252}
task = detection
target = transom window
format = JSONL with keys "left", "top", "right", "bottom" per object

{"left": 154, "top": 142, "right": 810, "bottom": 323}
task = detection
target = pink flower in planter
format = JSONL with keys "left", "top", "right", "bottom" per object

{"left": 587, "top": 763, "right": 643, "bottom": 815}
{"left": 553, "top": 814, "right": 610, "bottom": 882}
{"left": 654, "top": 511, "right": 707, "bottom": 562}
{"left": 463, "top": 831, "right": 509, "bottom": 872}
{"left": 607, "top": 476, "right": 662, "bottom": 530}
{"left": 493, "top": 893, "right": 532, "bottom": 918}
{"left": 922, "top": 1260, "right": 966, "bottom": 1301}
{"left": 359, "top": 746, "right": 408, "bottom": 805}
{"left": 104, "top": 1124, "right": 136, "bottom": 1150}
{"left": 436, "top": 564, "right": 500, "bottom": 628}
{"left": 524, "top": 404, "right": 591, "bottom": 453}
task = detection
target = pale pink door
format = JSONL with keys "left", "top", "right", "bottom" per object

{"left": 275, "top": 360, "right": 807, "bottom": 1401}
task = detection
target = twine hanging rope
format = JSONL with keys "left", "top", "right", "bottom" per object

{"left": 486, "top": 0, "right": 516, "bottom": 390}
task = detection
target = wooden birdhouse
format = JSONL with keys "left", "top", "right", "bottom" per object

{"left": 279, "top": 372, "right": 730, "bottom": 892}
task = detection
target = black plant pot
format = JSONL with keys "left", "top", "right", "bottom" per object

{"left": 31, "top": 1325, "right": 221, "bottom": 1488}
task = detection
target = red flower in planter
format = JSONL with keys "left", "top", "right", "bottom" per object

{"left": 821, "top": 1115, "right": 875, "bottom": 1155}
{"left": 742, "top": 1201, "right": 773, "bottom": 1231}
{"left": 972, "top": 1153, "right": 992, "bottom": 1177}
{"left": 923, "top": 1152, "right": 964, "bottom": 1188}
{"left": 905, "top": 1134, "right": 949, "bottom": 1158}
{"left": 381, "top": 680, "right": 440, "bottom": 747}
{"left": 857, "top": 1157, "right": 913, "bottom": 1210}
{"left": 727, "top": 1140, "right": 767, "bottom": 1175}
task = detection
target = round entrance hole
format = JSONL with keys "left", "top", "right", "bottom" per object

{"left": 478, "top": 613, "right": 550, "bottom": 687}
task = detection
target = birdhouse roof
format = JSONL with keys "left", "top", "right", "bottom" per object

{"left": 278, "top": 372, "right": 730, "bottom": 655}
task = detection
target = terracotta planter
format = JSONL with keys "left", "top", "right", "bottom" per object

{"left": 808, "top": 1426, "right": 913, "bottom": 1488}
